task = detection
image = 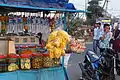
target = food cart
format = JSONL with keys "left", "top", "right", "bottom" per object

{"left": 0, "top": 0, "right": 88, "bottom": 80}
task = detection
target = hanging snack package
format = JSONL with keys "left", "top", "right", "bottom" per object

{"left": 20, "top": 54, "right": 31, "bottom": 70}
{"left": 32, "top": 53, "right": 43, "bottom": 69}
{"left": 0, "top": 55, "right": 7, "bottom": 72}
{"left": 8, "top": 54, "right": 20, "bottom": 71}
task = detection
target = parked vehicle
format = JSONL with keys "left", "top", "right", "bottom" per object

{"left": 79, "top": 49, "right": 115, "bottom": 80}
{"left": 113, "top": 39, "right": 120, "bottom": 75}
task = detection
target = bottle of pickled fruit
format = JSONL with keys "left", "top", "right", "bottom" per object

{"left": 53, "top": 58, "right": 61, "bottom": 67}
{"left": 43, "top": 53, "right": 54, "bottom": 68}
{"left": 0, "top": 55, "right": 7, "bottom": 72}
{"left": 20, "top": 54, "right": 31, "bottom": 70}
{"left": 8, "top": 54, "right": 20, "bottom": 72}
{"left": 32, "top": 53, "right": 43, "bottom": 69}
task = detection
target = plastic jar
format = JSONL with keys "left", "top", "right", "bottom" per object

{"left": 53, "top": 58, "right": 61, "bottom": 67}
{"left": 20, "top": 54, "right": 31, "bottom": 70}
{"left": 43, "top": 53, "right": 53, "bottom": 68}
{"left": 0, "top": 55, "right": 7, "bottom": 72}
{"left": 32, "top": 53, "right": 43, "bottom": 69}
{"left": 8, "top": 54, "right": 20, "bottom": 71}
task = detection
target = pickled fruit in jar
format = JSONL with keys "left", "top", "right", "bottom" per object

{"left": 21, "top": 64, "right": 24, "bottom": 69}
{"left": 20, "top": 58, "right": 31, "bottom": 69}
{"left": 32, "top": 57, "right": 43, "bottom": 69}
{"left": 20, "top": 54, "right": 31, "bottom": 69}
{"left": 8, "top": 63, "right": 19, "bottom": 71}
{"left": 25, "top": 63, "right": 31, "bottom": 69}
{"left": 43, "top": 54, "right": 53, "bottom": 68}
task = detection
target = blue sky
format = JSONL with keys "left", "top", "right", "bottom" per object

{"left": 69, "top": 0, "right": 120, "bottom": 16}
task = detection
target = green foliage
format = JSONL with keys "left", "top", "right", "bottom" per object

{"left": 86, "top": 0, "right": 104, "bottom": 25}
{"left": 67, "top": 16, "right": 85, "bottom": 38}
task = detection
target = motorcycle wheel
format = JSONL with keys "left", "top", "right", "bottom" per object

{"left": 79, "top": 63, "right": 92, "bottom": 80}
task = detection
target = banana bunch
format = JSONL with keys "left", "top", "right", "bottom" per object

{"left": 46, "top": 30, "right": 70, "bottom": 58}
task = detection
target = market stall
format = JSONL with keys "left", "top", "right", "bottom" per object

{"left": 0, "top": 0, "right": 88, "bottom": 80}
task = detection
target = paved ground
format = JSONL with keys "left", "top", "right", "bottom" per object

{"left": 67, "top": 42, "right": 120, "bottom": 80}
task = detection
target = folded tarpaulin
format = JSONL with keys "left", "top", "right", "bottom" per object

{"left": 0, "top": 0, "right": 88, "bottom": 13}
{"left": 0, "top": 3, "right": 88, "bottom": 13}
{"left": 0, "top": 67, "right": 66, "bottom": 80}
{"left": 0, "top": 0, "right": 69, "bottom": 9}
{"left": 31, "top": 0, "right": 69, "bottom": 3}
{"left": 65, "top": 3, "right": 76, "bottom": 10}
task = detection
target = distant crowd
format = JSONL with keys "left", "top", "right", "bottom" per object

{"left": 92, "top": 22, "right": 120, "bottom": 54}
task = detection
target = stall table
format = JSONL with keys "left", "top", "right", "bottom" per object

{"left": 0, "top": 67, "right": 66, "bottom": 80}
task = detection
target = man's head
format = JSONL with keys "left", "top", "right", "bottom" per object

{"left": 94, "top": 23, "right": 98, "bottom": 28}
{"left": 97, "top": 23, "right": 101, "bottom": 28}
{"left": 104, "top": 24, "right": 110, "bottom": 32}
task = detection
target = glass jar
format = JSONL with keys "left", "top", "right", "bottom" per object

{"left": 32, "top": 53, "right": 43, "bottom": 69}
{"left": 53, "top": 58, "right": 61, "bottom": 67}
{"left": 0, "top": 55, "right": 7, "bottom": 72}
{"left": 20, "top": 54, "right": 31, "bottom": 70}
{"left": 43, "top": 53, "right": 54, "bottom": 68}
{"left": 8, "top": 54, "right": 20, "bottom": 71}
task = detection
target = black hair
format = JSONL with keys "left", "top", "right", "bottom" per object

{"left": 104, "top": 24, "right": 110, "bottom": 28}
{"left": 97, "top": 23, "right": 101, "bottom": 26}
{"left": 37, "top": 32, "right": 42, "bottom": 44}
{"left": 38, "top": 32, "right": 42, "bottom": 36}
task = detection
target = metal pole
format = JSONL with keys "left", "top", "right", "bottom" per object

{"left": 63, "top": 12, "right": 67, "bottom": 31}
{"left": 85, "top": 0, "right": 87, "bottom": 18}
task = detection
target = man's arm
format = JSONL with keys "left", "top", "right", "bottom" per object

{"left": 99, "top": 31, "right": 105, "bottom": 40}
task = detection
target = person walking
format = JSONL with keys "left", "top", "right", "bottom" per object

{"left": 99, "top": 24, "right": 111, "bottom": 53}
{"left": 114, "top": 25, "right": 120, "bottom": 39}
{"left": 93, "top": 23, "right": 101, "bottom": 54}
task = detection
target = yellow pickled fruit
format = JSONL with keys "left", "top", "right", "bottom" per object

{"left": 49, "top": 49, "right": 54, "bottom": 58}
{"left": 49, "top": 52, "right": 54, "bottom": 58}
{"left": 53, "top": 48, "right": 61, "bottom": 58}
{"left": 8, "top": 66, "right": 12, "bottom": 71}
{"left": 21, "top": 64, "right": 24, "bottom": 69}
{"left": 48, "top": 30, "right": 58, "bottom": 42}
{"left": 60, "top": 42, "right": 66, "bottom": 49}
{"left": 16, "top": 65, "right": 19, "bottom": 69}
{"left": 53, "top": 38, "right": 61, "bottom": 48}
{"left": 61, "top": 49, "right": 65, "bottom": 56}
{"left": 25, "top": 63, "right": 31, "bottom": 69}
{"left": 8, "top": 63, "right": 18, "bottom": 71}
{"left": 46, "top": 43, "right": 53, "bottom": 49}
{"left": 57, "top": 30, "right": 70, "bottom": 42}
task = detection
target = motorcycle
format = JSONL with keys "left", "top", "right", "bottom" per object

{"left": 79, "top": 49, "right": 116, "bottom": 80}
